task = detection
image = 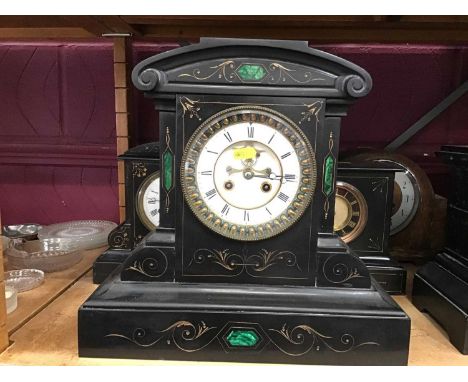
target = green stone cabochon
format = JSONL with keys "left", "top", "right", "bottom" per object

{"left": 163, "top": 150, "right": 173, "bottom": 191}
{"left": 323, "top": 155, "right": 335, "bottom": 196}
{"left": 237, "top": 64, "right": 267, "bottom": 81}
{"left": 226, "top": 329, "right": 259, "bottom": 347}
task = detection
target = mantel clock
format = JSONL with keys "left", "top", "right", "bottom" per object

{"left": 93, "top": 142, "right": 160, "bottom": 283}
{"left": 335, "top": 163, "right": 406, "bottom": 294}
{"left": 78, "top": 38, "right": 410, "bottom": 365}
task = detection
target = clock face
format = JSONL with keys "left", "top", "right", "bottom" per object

{"left": 136, "top": 171, "right": 160, "bottom": 230}
{"left": 390, "top": 170, "right": 420, "bottom": 235}
{"left": 181, "top": 106, "right": 317, "bottom": 241}
{"left": 334, "top": 181, "right": 368, "bottom": 243}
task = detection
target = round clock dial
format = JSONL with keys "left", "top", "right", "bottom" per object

{"left": 136, "top": 171, "right": 160, "bottom": 230}
{"left": 390, "top": 169, "right": 420, "bottom": 235}
{"left": 334, "top": 181, "right": 368, "bottom": 243}
{"left": 181, "top": 106, "right": 317, "bottom": 241}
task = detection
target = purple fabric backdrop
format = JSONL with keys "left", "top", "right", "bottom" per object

{"left": 0, "top": 40, "right": 467, "bottom": 226}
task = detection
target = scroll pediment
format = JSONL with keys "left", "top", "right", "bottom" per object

{"left": 132, "top": 38, "right": 372, "bottom": 99}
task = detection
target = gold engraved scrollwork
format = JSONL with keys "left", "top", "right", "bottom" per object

{"left": 298, "top": 101, "right": 323, "bottom": 127}
{"left": 178, "top": 60, "right": 236, "bottom": 82}
{"left": 125, "top": 249, "right": 168, "bottom": 279}
{"left": 268, "top": 323, "right": 379, "bottom": 355}
{"left": 105, "top": 321, "right": 218, "bottom": 352}
{"left": 322, "top": 254, "right": 363, "bottom": 284}
{"left": 179, "top": 96, "right": 202, "bottom": 120}
{"left": 132, "top": 163, "right": 147, "bottom": 178}
{"left": 268, "top": 63, "right": 324, "bottom": 85}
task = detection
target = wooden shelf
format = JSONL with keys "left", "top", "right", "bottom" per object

{"left": 4, "top": 246, "right": 105, "bottom": 335}
{"left": 0, "top": 265, "right": 468, "bottom": 365}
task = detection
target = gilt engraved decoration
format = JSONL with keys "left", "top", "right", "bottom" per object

{"left": 177, "top": 60, "right": 333, "bottom": 86}
{"left": 179, "top": 96, "right": 202, "bottom": 120}
{"left": 105, "top": 321, "right": 218, "bottom": 352}
{"left": 185, "top": 248, "right": 301, "bottom": 278}
{"left": 322, "top": 254, "right": 364, "bottom": 284}
{"left": 125, "top": 249, "right": 168, "bottom": 278}
{"left": 108, "top": 224, "right": 131, "bottom": 250}
{"left": 105, "top": 320, "right": 379, "bottom": 356}
{"left": 268, "top": 324, "right": 379, "bottom": 355}
{"left": 132, "top": 163, "right": 147, "bottom": 178}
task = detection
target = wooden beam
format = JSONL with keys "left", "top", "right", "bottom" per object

{"left": 0, "top": 27, "right": 94, "bottom": 39}
{"left": 113, "top": 36, "right": 133, "bottom": 220}
{"left": 140, "top": 22, "right": 468, "bottom": 43}
{"left": 94, "top": 16, "right": 142, "bottom": 36}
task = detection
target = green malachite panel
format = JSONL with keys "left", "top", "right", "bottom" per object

{"left": 226, "top": 330, "right": 259, "bottom": 347}
{"left": 323, "top": 155, "right": 335, "bottom": 196}
{"left": 237, "top": 64, "right": 267, "bottom": 81}
{"left": 163, "top": 151, "right": 173, "bottom": 191}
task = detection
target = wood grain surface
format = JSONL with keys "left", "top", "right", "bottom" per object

{"left": 0, "top": 267, "right": 467, "bottom": 365}
{"left": 4, "top": 246, "right": 105, "bottom": 334}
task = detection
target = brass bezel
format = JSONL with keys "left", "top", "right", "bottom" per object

{"left": 334, "top": 181, "right": 368, "bottom": 243}
{"left": 136, "top": 171, "right": 160, "bottom": 231}
{"left": 180, "top": 105, "right": 317, "bottom": 241}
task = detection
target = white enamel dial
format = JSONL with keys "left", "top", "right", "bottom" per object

{"left": 181, "top": 107, "right": 316, "bottom": 241}
{"left": 390, "top": 170, "right": 420, "bottom": 235}
{"left": 136, "top": 172, "right": 160, "bottom": 230}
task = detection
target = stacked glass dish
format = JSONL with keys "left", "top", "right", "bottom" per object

{"left": 37, "top": 220, "right": 117, "bottom": 250}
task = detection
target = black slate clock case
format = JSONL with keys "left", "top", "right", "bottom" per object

{"left": 78, "top": 38, "right": 410, "bottom": 365}
{"left": 93, "top": 142, "right": 159, "bottom": 283}
{"left": 413, "top": 145, "right": 468, "bottom": 354}
{"left": 337, "top": 163, "right": 407, "bottom": 294}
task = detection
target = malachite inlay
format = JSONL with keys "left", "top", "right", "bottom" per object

{"left": 323, "top": 155, "right": 335, "bottom": 196}
{"left": 226, "top": 329, "right": 259, "bottom": 347}
{"left": 237, "top": 64, "right": 267, "bottom": 81}
{"left": 163, "top": 150, "right": 173, "bottom": 191}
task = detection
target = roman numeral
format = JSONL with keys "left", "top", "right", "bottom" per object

{"left": 265, "top": 207, "right": 272, "bottom": 215}
{"left": 221, "top": 204, "right": 230, "bottom": 216}
{"left": 148, "top": 198, "right": 158, "bottom": 204}
{"left": 150, "top": 209, "right": 158, "bottom": 217}
{"left": 247, "top": 124, "right": 254, "bottom": 138}
{"left": 205, "top": 189, "right": 217, "bottom": 199}
{"left": 278, "top": 192, "right": 289, "bottom": 203}
{"left": 268, "top": 133, "right": 276, "bottom": 144}
{"left": 281, "top": 152, "right": 292, "bottom": 160}
{"left": 284, "top": 174, "right": 296, "bottom": 182}
{"left": 201, "top": 170, "right": 213, "bottom": 176}
{"left": 206, "top": 150, "right": 219, "bottom": 155}
{"left": 224, "top": 131, "right": 233, "bottom": 142}
{"left": 244, "top": 210, "right": 250, "bottom": 222}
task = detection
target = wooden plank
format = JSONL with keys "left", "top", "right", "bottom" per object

{"left": 0, "top": 28, "right": 94, "bottom": 39}
{"left": 114, "top": 63, "right": 127, "bottom": 88}
{"left": 116, "top": 137, "right": 129, "bottom": 156}
{"left": 140, "top": 23, "right": 468, "bottom": 43}
{"left": 114, "top": 88, "right": 128, "bottom": 113}
{"left": 95, "top": 16, "right": 142, "bottom": 36}
{"left": 0, "top": 268, "right": 467, "bottom": 365}
{"left": 116, "top": 113, "right": 129, "bottom": 137}
{"left": 0, "top": 324, "right": 8, "bottom": 353}
{"left": 5, "top": 247, "right": 105, "bottom": 334}
{"left": 118, "top": 162, "right": 125, "bottom": 182}
{"left": 118, "top": 183, "right": 126, "bottom": 208}
{"left": 113, "top": 37, "right": 127, "bottom": 63}
{"left": 119, "top": 206, "right": 126, "bottom": 223}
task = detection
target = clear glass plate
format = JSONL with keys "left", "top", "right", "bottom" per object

{"left": 38, "top": 220, "right": 117, "bottom": 250}
{"left": 5, "top": 269, "right": 44, "bottom": 293}
{"left": 6, "top": 240, "right": 82, "bottom": 273}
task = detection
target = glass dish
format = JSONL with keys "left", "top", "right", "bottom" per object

{"left": 5, "top": 285, "right": 18, "bottom": 314}
{"left": 6, "top": 239, "right": 82, "bottom": 273}
{"left": 38, "top": 220, "right": 117, "bottom": 250}
{"left": 5, "top": 269, "right": 44, "bottom": 293}
{"left": 2, "top": 223, "right": 43, "bottom": 240}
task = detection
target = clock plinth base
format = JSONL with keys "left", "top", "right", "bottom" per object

{"left": 361, "top": 257, "right": 407, "bottom": 295}
{"left": 79, "top": 274, "right": 410, "bottom": 365}
{"left": 93, "top": 249, "right": 131, "bottom": 284}
{"left": 412, "top": 251, "right": 468, "bottom": 354}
